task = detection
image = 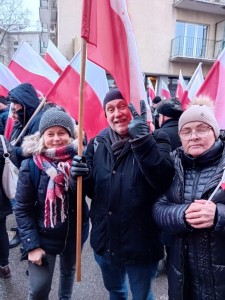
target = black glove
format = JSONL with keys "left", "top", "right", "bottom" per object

{"left": 128, "top": 100, "right": 149, "bottom": 139}
{"left": 71, "top": 155, "right": 90, "bottom": 178}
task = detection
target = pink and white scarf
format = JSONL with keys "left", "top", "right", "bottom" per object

{"left": 33, "top": 142, "right": 77, "bottom": 228}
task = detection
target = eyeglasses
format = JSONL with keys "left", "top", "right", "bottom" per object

{"left": 179, "top": 126, "right": 212, "bottom": 141}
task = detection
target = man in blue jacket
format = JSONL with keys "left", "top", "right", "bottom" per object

{"left": 71, "top": 88, "right": 174, "bottom": 300}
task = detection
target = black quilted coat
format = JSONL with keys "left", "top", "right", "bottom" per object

{"left": 153, "top": 139, "right": 225, "bottom": 300}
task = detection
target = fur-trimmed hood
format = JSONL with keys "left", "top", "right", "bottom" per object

{"left": 21, "top": 132, "right": 80, "bottom": 157}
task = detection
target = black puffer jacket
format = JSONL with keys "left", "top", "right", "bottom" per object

{"left": 153, "top": 140, "right": 225, "bottom": 300}
{"left": 14, "top": 133, "right": 89, "bottom": 258}
{"left": 83, "top": 128, "right": 174, "bottom": 266}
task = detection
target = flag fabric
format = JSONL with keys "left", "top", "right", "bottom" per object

{"left": 180, "top": 63, "right": 204, "bottom": 110}
{"left": 0, "top": 63, "right": 21, "bottom": 139}
{"left": 81, "top": 0, "right": 146, "bottom": 113}
{"left": 46, "top": 51, "right": 109, "bottom": 141}
{"left": 45, "top": 40, "right": 69, "bottom": 74}
{"left": 8, "top": 41, "right": 59, "bottom": 96}
{"left": 175, "top": 70, "right": 186, "bottom": 101}
{"left": 161, "top": 80, "right": 171, "bottom": 99}
{"left": 196, "top": 48, "right": 225, "bottom": 129}
{"left": 147, "top": 77, "right": 155, "bottom": 104}
{"left": 0, "top": 62, "right": 20, "bottom": 96}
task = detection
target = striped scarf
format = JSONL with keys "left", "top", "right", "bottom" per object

{"left": 33, "top": 141, "right": 78, "bottom": 228}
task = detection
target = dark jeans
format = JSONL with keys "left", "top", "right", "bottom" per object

{"left": 28, "top": 250, "right": 76, "bottom": 300}
{"left": 94, "top": 252, "right": 158, "bottom": 300}
{"left": 0, "top": 217, "right": 9, "bottom": 266}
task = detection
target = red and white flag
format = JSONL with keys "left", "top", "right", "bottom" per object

{"left": 161, "top": 81, "right": 171, "bottom": 99}
{"left": 0, "top": 62, "right": 20, "bottom": 96}
{"left": 8, "top": 41, "right": 59, "bottom": 96}
{"left": 45, "top": 40, "right": 69, "bottom": 75}
{"left": 81, "top": 0, "right": 146, "bottom": 113}
{"left": 197, "top": 48, "right": 225, "bottom": 129}
{"left": 46, "top": 51, "right": 109, "bottom": 141}
{"left": 175, "top": 70, "right": 186, "bottom": 101}
{"left": 180, "top": 63, "right": 204, "bottom": 110}
{"left": 147, "top": 77, "right": 155, "bottom": 104}
{"left": 0, "top": 63, "right": 21, "bottom": 139}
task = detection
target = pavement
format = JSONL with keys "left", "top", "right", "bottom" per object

{"left": 0, "top": 214, "right": 168, "bottom": 300}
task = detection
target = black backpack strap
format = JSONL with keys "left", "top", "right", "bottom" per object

{"left": 29, "top": 159, "right": 40, "bottom": 190}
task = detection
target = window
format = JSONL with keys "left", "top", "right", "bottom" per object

{"left": 175, "top": 21, "right": 208, "bottom": 58}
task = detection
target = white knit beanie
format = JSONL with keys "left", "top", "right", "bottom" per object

{"left": 178, "top": 104, "right": 220, "bottom": 138}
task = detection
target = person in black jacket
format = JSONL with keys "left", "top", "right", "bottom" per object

{"left": 14, "top": 108, "right": 89, "bottom": 299}
{"left": 153, "top": 96, "right": 225, "bottom": 300}
{"left": 71, "top": 88, "right": 174, "bottom": 300}
{"left": 0, "top": 137, "right": 18, "bottom": 278}
{"left": 157, "top": 97, "right": 183, "bottom": 151}
{"left": 0, "top": 96, "right": 10, "bottom": 135}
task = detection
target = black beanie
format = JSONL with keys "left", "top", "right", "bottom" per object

{"left": 152, "top": 96, "right": 162, "bottom": 104}
{"left": 157, "top": 98, "right": 183, "bottom": 119}
{"left": 103, "top": 88, "right": 124, "bottom": 110}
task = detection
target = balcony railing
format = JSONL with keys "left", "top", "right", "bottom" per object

{"left": 170, "top": 36, "right": 224, "bottom": 62}
{"left": 174, "top": 0, "right": 225, "bottom": 4}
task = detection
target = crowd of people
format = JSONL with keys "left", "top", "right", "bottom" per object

{"left": 0, "top": 82, "right": 225, "bottom": 300}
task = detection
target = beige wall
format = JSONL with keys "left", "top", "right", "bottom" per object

{"left": 57, "top": 0, "right": 225, "bottom": 79}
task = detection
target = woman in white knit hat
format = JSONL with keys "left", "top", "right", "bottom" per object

{"left": 153, "top": 96, "right": 225, "bottom": 299}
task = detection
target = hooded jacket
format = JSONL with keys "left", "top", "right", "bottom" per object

{"left": 153, "top": 140, "right": 225, "bottom": 300}
{"left": 83, "top": 128, "right": 174, "bottom": 266}
{"left": 8, "top": 83, "right": 45, "bottom": 163}
{"left": 14, "top": 133, "right": 89, "bottom": 258}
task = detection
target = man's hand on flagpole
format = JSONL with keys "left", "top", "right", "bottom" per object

{"left": 128, "top": 100, "right": 150, "bottom": 139}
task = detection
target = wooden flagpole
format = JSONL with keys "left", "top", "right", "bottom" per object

{"left": 76, "top": 38, "right": 87, "bottom": 282}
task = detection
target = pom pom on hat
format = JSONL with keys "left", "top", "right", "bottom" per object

{"left": 178, "top": 96, "right": 220, "bottom": 139}
{"left": 39, "top": 108, "right": 75, "bottom": 138}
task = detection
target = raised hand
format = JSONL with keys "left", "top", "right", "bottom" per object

{"left": 128, "top": 100, "right": 150, "bottom": 139}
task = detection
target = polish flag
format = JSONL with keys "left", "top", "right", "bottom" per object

{"left": 46, "top": 51, "right": 109, "bottom": 141}
{"left": 161, "top": 81, "right": 171, "bottom": 99}
{"left": 175, "top": 70, "right": 186, "bottom": 101}
{"left": 0, "top": 62, "right": 20, "bottom": 96}
{"left": 0, "top": 63, "right": 21, "bottom": 139}
{"left": 147, "top": 77, "right": 155, "bottom": 104}
{"left": 180, "top": 63, "right": 204, "bottom": 110}
{"left": 197, "top": 48, "right": 225, "bottom": 129}
{"left": 8, "top": 41, "right": 59, "bottom": 96}
{"left": 45, "top": 40, "right": 69, "bottom": 75}
{"left": 81, "top": 0, "right": 146, "bottom": 114}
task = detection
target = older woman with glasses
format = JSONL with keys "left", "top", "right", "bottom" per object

{"left": 153, "top": 96, "right": 225, "bottom": 300}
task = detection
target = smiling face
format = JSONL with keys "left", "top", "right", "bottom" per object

{"left": 43, "top": 126, "right": 70, "bottom": 149}
{"left": 105, "top": 99, "right": 132, "bottom": 137}
{"left": 179, "top": 121, "right": 216, "bottom": 157}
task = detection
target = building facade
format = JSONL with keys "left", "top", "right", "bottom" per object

{"left": 41, "top": 0, "right": 225, "bottom": 96}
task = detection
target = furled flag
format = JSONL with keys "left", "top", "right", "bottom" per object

{"left": 196, "top": 47, "right": 225, "bottom": 129}
{"left": 46, "top": 51, "right": 109, "bottom": 141}
{"left": 81, "top": 0, "right": 146, "bottom": 114}
{"left": 45, "top": 40, "right": 69, "bottom": 74}
{"left": 161, "top": 80, "right": 171, "bottom": 99}
{"left": 175, "top": 70, "right": 186, "bottom": 101}
{"left": 0, "top": 63, "right": 21, "bottom": 139}
{"left": 8, "top": 41, "right": 59, "bottom": 96}
{"left": 180, "top": 62, "right": 204, "bottom": 110}
{"left": 147, "top": 77, "right": 155, "bottom": 105}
